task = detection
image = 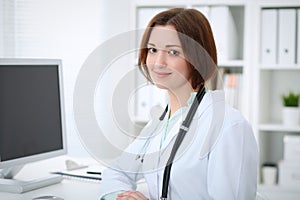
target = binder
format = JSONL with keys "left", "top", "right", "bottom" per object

{"left": 210, "top": 6, "right": 238, "bottom": 61}
{"left": 278, "top": 9, "right": 296, "bottom": 65}
{"left": 261, "top": 9, "right": 278, "bottom": 65}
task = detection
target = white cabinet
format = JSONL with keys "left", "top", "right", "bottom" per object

{"left": 254, "top": 1, "right": 300, "bottom": 198}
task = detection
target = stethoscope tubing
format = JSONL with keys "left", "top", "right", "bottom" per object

{"left": 160, "top": 86, "right": 206, "bottom": 199}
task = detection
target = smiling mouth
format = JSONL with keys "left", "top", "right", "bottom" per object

{"left": 153, "top": 71, "right": 172, "bottom": 78}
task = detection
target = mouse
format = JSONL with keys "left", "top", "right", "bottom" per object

{"left": 32, "top": 195, "right": 64, "bottom": 200}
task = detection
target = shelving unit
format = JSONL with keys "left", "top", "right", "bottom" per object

{"left": 253, "top": 1, "right": 300, "bottom": 198}
{"left": 131, "top": 0, "right": 300, "bottom": 198}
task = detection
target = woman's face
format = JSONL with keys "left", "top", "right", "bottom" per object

{"left": 146, "top": 25, "right": 192, "bottom": 91}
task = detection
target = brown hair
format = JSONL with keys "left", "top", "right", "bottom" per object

{"left": 138, "top": 8, "right": 217, "bottom": 90}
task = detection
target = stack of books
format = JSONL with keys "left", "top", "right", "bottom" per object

{"left": 223, "top": 73, "right": 243, "bottom": 110}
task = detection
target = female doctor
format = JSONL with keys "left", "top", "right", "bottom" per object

{"left": 99, "top": 8, "right": 258, "bottom": 200}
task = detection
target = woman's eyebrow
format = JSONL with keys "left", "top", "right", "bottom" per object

{"left": 147, "top": 43, "right": 182, "bottom": 48}
{"left": 165, "top": 44, "right": 182, "bottom": 48}
{"left": 147, "top": 43, "right": 155, "bottom": 46}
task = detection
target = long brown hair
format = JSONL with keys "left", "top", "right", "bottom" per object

{"left": 138, "top": 8, "right": 217, "bottom": 90}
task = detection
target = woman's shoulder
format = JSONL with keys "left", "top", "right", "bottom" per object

{"left": 224, "top": 105, "right": 250, "bottom": 127}
{"left": 205, "top": 90, "right": 251, "bottom": 128}
{"left": 196, "top": 90, "right": 255, "bottom": 158}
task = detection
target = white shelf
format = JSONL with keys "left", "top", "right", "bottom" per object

{"left": 135, "top": 0, "right": 246, "bottom": 7}
{"left": 259, "top": 123, "right": 300, "bottom": 132}
{"left": 260, "top": 64, "right": 300, "bottom": 70}
{"left": 259, "top": 0, "right": 300, "bottom": 8}
{"left": 219, "top": 59, "right": 244, "bottom": 68}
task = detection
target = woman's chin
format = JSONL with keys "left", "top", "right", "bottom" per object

{"left": 154, "top": 83, "right": 169, "bottom": 90}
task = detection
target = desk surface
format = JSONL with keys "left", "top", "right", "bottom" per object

{"left": 1, "top": 156, "right": 300, "bottom": 200}
{"left": 0, "top": 156, "right": 103, "bottom": 200}
{"left": 1, "top": 179, "right": 102, "bottom": 200}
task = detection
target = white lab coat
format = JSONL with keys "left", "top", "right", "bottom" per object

{"left": 99, "top": 90, "right": 258, "bottom": 200}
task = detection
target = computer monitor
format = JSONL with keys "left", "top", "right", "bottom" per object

{"left": 0, "top": 58, "right": 67, "bottom": 193}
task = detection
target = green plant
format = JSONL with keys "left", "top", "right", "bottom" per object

{"left": 282, "top": 91, "right": 300, "bottom": 107}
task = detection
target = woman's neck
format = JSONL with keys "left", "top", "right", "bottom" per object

{"left": 167, "top": 86, "right": 194, "bottom": 117}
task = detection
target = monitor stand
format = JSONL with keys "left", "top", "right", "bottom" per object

{"left": 0, "top": 166, "right": 62, "bottom": 193}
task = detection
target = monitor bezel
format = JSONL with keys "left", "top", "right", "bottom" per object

{"left": 0, "top": 58, "right": 67, "bottom": 169}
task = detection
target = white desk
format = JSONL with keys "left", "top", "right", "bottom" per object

{"left": 0, "top": 156, "right": 103, "bottom": 200}
{"left": 2, "top": 156, "right": 299, "bottom": 200}
{"left": 0, "top": 179, "right": 102, "bottom": 200}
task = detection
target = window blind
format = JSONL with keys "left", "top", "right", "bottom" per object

{"left": 0, "top": 0, "right": 15, "bottom": 57}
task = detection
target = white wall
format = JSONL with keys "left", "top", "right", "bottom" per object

{"left": 14, "top": 0, "right": 104, "bottom": 157}
{"left": 0, "top": 0, "right": 132, "bottom": 158}
{"left": 0, "top": 1, "right": 3, "bottom": 56}
{"left": 99, "top": 0, "right": 131, "bottom": 40}
{"left": 0, "top": 0, "right": 15, "bottom": 57}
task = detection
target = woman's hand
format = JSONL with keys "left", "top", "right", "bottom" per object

{"left": 116, "top": 190, "right": 149, "bottom": 200}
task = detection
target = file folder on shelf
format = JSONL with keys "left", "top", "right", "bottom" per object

{"left": 278, "top": 9, "right": 296, "bottom": 65}
{"left": 210, "top": 6, "right": 238, "bottom": 61}
{"left": 261, "top": 9, "right": 278, "bottom": 65}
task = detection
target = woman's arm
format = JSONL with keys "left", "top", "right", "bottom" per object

{"left": 99, "top": 145, "right": 145, "bottom": 198}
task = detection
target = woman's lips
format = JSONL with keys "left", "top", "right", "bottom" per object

{"left": 153, "top": 71, "right": 172, "bottom": 78}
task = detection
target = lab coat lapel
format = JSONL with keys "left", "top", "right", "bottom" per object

{"left": 159, "top": 90, "right": 225, "bottom": 160}
{"left": 142, "top": 114, "right": 183, "bottom": 171}
{"left": 160, "top": 91, "right": 207, "bottom": 151}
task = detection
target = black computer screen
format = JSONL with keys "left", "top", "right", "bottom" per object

{"left": 0, "top": 65, "right": 63, "bottom": 162}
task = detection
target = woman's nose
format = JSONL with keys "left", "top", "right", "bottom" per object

{"left": 154, "top": 51, "right": 167, "bottom": 67}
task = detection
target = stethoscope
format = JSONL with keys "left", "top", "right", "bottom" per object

{"left": 160, "top": 86, "right": 206, "bottom": 200}
{"left": 135, "top": 86, "right": 206, "bottom": 200}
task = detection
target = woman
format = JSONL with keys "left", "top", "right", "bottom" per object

{"left": 99, "top": 8, "right": 258, "bottom": 200}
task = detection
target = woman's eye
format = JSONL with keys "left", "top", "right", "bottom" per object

{"left": 148, "top": 47, "right": 157, "bottom": 54}
{"left": 168, "top": 49, "right": 179, "bottom": 56}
